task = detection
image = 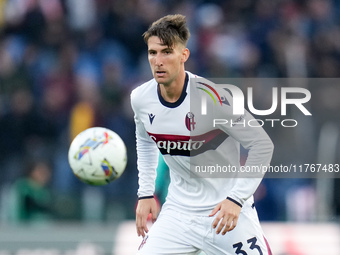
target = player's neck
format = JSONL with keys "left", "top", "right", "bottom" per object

{"left": 159, "top": 70, "right": 186, "bottom": 103}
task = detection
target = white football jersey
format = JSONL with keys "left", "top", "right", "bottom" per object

{"left": 130, "top": 71, "right": 274, "bottom": 215}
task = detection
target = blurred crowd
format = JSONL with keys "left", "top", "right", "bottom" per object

{"left": 0, "top": 0, "right": 340, "bottom": 223}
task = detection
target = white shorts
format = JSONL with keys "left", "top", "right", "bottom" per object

{"left": 137, "top": 203, "right": 272, "bottom": 255}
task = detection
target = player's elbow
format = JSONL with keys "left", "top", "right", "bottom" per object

{"left": 254, "top": 134, "right": 274, "bottom": 158}
{"left": 264, "top": 136, "right": 274, "bottom": 157}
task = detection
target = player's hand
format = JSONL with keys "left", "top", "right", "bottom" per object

{"left": 209, "top": 199, "right": 242, "bottom": 235}
{"left": 136, "top": 197, "right": 159, "bottom": 237}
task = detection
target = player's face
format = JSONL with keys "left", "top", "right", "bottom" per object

{"left": 147, "top": 36, "right": 189, "bottom": 86}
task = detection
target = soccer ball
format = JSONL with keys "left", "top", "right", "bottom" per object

{"left": 68, "top": 127, "right": 127, "bottom": 185}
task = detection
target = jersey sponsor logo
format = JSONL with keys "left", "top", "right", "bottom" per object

{"left": 147, "top": 129, "right": 229, "bottom": 156}
{"left": 148, "top": 113, "right": 155, "bottom": 124}
{"left": 185, "top": 112, "right": 196, "bottom": 131}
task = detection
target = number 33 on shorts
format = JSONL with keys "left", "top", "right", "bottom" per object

{"left": 232, "top": 236, "right": 272, "bottom": 255}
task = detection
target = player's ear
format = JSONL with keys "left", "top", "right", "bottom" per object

{"left": 181, "top": 48, "right": 190, "bottom": 63}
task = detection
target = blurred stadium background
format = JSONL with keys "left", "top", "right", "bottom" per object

{"left": 0, "top": 0, "right": 340, "bottom": 254}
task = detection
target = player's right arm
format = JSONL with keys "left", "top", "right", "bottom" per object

{"left": 131, "top": 88, "right": 160, "bottom": 237}
{"left": 136, "top": 197, "right": 158, "bottom": 237}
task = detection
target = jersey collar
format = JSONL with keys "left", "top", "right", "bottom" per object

{"left": 157, "top": 72, "right": 189, "bottom": 108}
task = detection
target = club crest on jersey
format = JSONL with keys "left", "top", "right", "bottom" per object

{"left": 185, "top": 112, "right": 196, "bottom": 131}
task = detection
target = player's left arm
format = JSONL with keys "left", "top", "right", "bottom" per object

{"left": 225, "top": 110, "right": 274, "bottom": 206}
{"left": 209, "top": 198, "right": 242, "bottom": 235}
{"left": 211, "top": 92, "right": 274, "bottom": 234}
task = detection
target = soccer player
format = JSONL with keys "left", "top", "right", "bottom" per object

{"left": 130, "top": 14, "right": 274, "bottom": 254}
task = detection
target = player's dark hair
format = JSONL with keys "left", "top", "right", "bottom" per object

{"left": 143, "top": 14, "right": 190, "bottom": 48}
